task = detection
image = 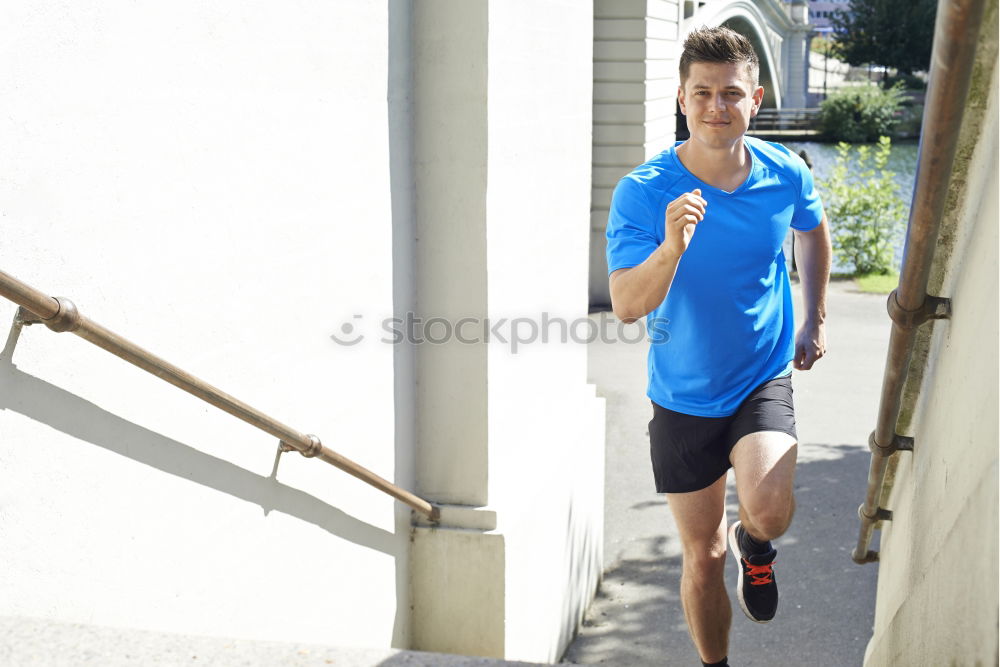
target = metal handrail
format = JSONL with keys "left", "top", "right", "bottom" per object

{"left": 0, "top": 268, "right": 440, "bottom": 522}
{"left": 851, "top": 0, "right": 985, "bottom": 564}
{"left": 748, "top": 108, "right": 820, "bottom": 131}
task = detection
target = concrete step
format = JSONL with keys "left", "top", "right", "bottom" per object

{"left": 0, "top": 616, "right": 548, "bottom": 666}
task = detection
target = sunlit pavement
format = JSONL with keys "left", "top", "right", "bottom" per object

{"left": 565, "top": 278, "right": 886, "bottom": 666}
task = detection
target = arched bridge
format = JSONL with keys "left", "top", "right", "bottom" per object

{"left": 686, "top": 0, "right": 812, "bottom": 109}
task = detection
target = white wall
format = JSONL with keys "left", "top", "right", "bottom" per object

{"left": 0, "top": 1, "right": 409, "bottom": 648}
{"left": 1, "top": 2, "right": 607, "bottom": 660}
{"left": 591, "top": 0, "right": 683, "bottom": 306}
{"left": 487, "top": 2, "right": 605, "bottom": 660}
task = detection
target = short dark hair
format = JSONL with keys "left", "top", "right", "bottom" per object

{"left": 679, "top": 26, "right": 760, "bottom": 87}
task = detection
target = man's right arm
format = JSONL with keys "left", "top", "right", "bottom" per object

{"left": 609, "top": 250, "right": 682, "bottom": 324}
{"left": 609, "top": 189, "right": 706, "bottom": 323}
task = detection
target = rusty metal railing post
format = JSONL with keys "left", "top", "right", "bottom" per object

{"left": 851, "top": 0, "right": 985, "bottom": 564}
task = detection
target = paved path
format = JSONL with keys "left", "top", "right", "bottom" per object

{"left": 564, "top": 279, "right": 887, "bottom": 666}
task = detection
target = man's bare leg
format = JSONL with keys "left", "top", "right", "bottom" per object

{"left": 730, "top": 431, "right": 798, "bottom": 541}
{"left": 666, "top": 473, "right": 730, "bottom": 664}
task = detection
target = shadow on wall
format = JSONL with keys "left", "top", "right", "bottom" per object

{"left": 555, "top": 493, "right": 603, "bottom": 658}
{"left": 0, "top": 325, "right": 398, "bottom": 557}
{"left": 561, "top": 444, "right": 878, "bottom": 666}
{"left": 387, "top": 0, "right": 417, "bottom": 649}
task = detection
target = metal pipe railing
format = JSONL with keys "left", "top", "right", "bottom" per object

{"left": 0, "top": 268, "right": 439, "bottom": 522}
{"left": 851, "top": 0, "right": 986, "bottom": 564}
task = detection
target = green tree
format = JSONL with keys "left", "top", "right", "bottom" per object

{"left": 818, "top": 84, "right": 905, "bottom": 142}
{"left": 819, "top": 137, "right": 907, "bottom": 275}
{"left": 831, "top": 0, "right": 937, "bottom": 76}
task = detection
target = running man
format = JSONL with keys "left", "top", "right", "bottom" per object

{"left": 605, "top": 27, "right": 832, "bottom": 667}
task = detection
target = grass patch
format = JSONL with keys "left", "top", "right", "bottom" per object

{"left": 855, "top": 271, "right": 899, "bottom": 294}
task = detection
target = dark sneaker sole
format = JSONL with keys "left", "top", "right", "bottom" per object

{"left": 728, "top": 521, "right": 771, "bottom": 624}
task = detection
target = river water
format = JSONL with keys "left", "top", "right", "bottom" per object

{"left": 781, "top": 140, "right": 919, "bottom": 273}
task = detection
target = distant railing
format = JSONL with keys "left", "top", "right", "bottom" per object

{"left": 0, "top": 269, "right": 440, "bottom": 521}
{"left": 748, "top": 108, "right": 821, "bottom": 133}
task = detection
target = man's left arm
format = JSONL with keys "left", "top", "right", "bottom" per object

{"left": 792, "top": 213, "right": 832, "bottom": 370}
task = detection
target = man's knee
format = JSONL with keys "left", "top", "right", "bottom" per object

{"left": 742, "top": 493, "right": 794, "bottom": 540}
{"left": 682, "top": 545, "right": 727, "bottom": 585}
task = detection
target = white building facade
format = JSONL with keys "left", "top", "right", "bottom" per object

{"left": 0, "top": 1, "right": 605, "bottom": 661}
{"left": 806, "top": 0, "right": 851, "bottom": 30}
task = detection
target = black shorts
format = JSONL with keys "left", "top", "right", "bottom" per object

{"left": 648, "top": 375, "right": 797, "bottom": 494}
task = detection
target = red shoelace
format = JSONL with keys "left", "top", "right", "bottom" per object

{"left": 742, "top": 558, "right": 775, "bottom": 585}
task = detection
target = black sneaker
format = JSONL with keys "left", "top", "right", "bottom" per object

{"left": 728, "top": 520, "right": 778, "bottom": 623}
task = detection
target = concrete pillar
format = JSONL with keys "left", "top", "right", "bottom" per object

{"left": 406, "top": 1, "right": 604, "bottom": 661}
{"left": 412, "top": 0, "right": 490, "bottom": 507}
{"left": 408, "top": 2, "right": 502, "bottom": 655}
{"left": 783, "top": 1, "right": 811, "bottom": 109}
{"left": 411, "top": 509, "right": 504, "bottom": 657}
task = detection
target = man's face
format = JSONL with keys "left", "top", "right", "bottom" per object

{"left": 678, "top": 61, "right": 764, "bottom": 150}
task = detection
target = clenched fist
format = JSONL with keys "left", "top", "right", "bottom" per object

{"left": 662, "top": 189, "right": 707, "bottom": 258}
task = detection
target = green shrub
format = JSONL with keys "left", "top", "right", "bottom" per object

{"left": 819, "top": 84, "right": 905, "bottom": 142}
{"left": 883, "top": 72, "right": 927, "bottom": 91}
{"left": 819, "top": 137, "right": 907, "bottom": 275}
{"left": 893, "top": 100, "right": 924, "bottom": 139}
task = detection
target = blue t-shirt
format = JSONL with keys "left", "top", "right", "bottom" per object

{"left": 606, "top": 136, "right": 823, "bottom": 417}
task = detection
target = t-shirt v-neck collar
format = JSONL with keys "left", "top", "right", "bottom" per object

{"left": 669, "top": 140, "right": 758, "bottom": 196}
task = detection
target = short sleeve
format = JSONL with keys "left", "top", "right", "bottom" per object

{"left": 606, "top": 176, "right": 660, "bottom": 275}
{"left": 791, "top": 158, "right": 824, "bottom": 232}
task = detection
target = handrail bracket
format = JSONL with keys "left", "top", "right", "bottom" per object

{"left": 14, "top": 298, "right": 83, "bottom": 333}
{"left": 859, "top": 503, "right": 893, "bottom": 523}
{"left": 278, "top": 435, "right": 324, "bottom": 458}
{"left": 869, "top": 431, "right": 915, "bottom": 455}
{"left": 886, "top": 289, "right": 951, "bottom": 329}
{"left": 15, "top": 306, "right": 43, "bottom": 327}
